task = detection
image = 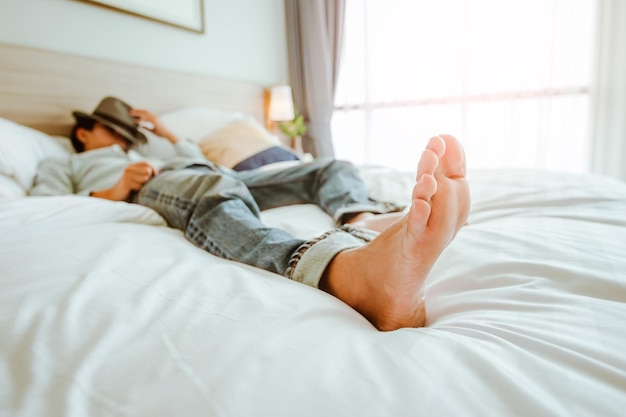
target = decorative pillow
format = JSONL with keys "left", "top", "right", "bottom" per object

{"left": 232, "top": 146, "right": 300, "bottom": 171}
{"left": 0, "top": 117, "right": 72, "bottom": 190}
{"left": 197, "top": 119, "right": 299, "bottom": 169}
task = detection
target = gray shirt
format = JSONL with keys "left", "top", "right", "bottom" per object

{"left": 30, "top": 140, "right": 207, "bottom": 196}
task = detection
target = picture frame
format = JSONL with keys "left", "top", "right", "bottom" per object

{"left": 80, "top": 0, "right": 205, "bottom": 34}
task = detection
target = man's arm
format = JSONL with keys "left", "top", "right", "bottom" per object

{"left": 89, "top": 161, "right": 156, "bottom": 201}
{"left": 130, "top": 109, "right": 179, "bottom": 144}
{"left": 131, "top": 108, "right": 206, "bottom": 160}
{"left": 30, "top": 158, "right": 73, "bottom": 196}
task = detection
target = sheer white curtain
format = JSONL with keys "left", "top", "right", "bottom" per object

{"left": 591, "top": 0, "right": 626, "bottom": 182}
{"left": 285, "top": 0, "right": 346, "bottom": 158}
{"left": 332, "top": 0, "right": 599, "bottom": 174}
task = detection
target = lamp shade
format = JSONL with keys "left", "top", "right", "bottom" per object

{"left": 268, "top": 85, "right": 295, "bottom": 121}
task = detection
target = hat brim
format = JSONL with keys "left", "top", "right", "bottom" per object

{"left": 73, "top": 111, "right": 147, "bottom": 146}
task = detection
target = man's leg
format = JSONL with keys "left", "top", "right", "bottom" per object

{"left": 135, "top": 166, "right": 306, "bottom": 275}
{"left": 136, "top": 134, "right": 470, "bottom": 331}
{"left": 318, "top": 134, "right": 470, "bottom": 331}
{"left": 234, "top": 158, "right": 403, "bottom": 224}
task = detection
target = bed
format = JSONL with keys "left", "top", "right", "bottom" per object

{"left": 1, "top": 42, "right": 625, "bottom": 417}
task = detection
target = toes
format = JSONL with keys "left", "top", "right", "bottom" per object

{"left": 437, "top": 134, "right": 466, "bottom": 178}
{"left": 412, "top": 173, "right": 437, "bottom": 201}
{"left": 416, "top": 149, "right": 439, "bottom": 181}
{"left": 407, "top": 198, "right": 432, "bottom": 235}
{"left": 426, "top": 136, "right": 446, "bottom": 157}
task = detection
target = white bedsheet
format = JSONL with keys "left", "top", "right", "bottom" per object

{"left": 1, "top": 168, "right": 625, "bottom": 416}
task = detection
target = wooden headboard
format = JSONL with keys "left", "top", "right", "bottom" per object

{"left": 0, "top": 42, "right": 265, "bottom": 136}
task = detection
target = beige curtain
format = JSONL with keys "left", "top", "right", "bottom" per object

{"left": 591, "top": 0, "right": 626, "bottom": 182}
{"left": 285, "top": 0, "right": 346, "bottom": 157}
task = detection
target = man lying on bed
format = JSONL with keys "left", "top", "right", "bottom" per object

{"left": 31, "top": 96, "right": 470, "bottom": 331}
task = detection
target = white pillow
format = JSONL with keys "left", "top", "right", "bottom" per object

{"left": 137, "top": 107, "right": 245, "bottom": 159}
{"left": 0, "top": 174, "right": 26, "bottom": 198}
{"left": 160, "top": 107, "right": 244, "bottom": 142}
{"left": 0, "top": 117, "right": 72, "bottom": 190}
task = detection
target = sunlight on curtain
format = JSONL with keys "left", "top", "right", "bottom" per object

{"left": 332, "top": 0, "right": 597, "bottom": 173}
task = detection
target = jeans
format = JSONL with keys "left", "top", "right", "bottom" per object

{"left": 134, "top": 158, "right": 402, "bottom": 287}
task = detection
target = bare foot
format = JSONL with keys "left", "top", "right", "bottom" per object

{"left": 320, "top": 135, "right": 470, "bottom": 331}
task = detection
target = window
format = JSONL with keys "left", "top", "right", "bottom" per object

{"left": 332, "top": 0, "right": 598, "bottom": 173}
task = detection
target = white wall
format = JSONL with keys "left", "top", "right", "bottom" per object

{"left": 0, "top": 0, "right": 288, "bottom": 85}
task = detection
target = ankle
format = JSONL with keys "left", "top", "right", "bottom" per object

{"left": 320, "top": 248, "right": 367, "bottom": 308}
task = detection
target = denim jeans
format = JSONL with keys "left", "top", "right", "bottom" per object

{"left": 134, "top": 158, "right": 402, "bottom": 287}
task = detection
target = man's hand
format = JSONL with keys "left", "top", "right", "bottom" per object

{"left": 90, "top": 162, "right": 156, "bottom": 201}
{"left": 130, "top": 108, "right": 180, "bottom": 144}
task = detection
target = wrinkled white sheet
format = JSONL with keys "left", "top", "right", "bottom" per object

{"left": 1, "top": 168, "right": 625, "bottom": 417}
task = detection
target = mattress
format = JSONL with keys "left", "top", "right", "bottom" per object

{"left": 1, "top": 167, "right": 625, "bottom": 416}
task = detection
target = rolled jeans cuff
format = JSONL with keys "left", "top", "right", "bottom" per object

{"left": 286, "top": 225, "right": 379, "bottom": 288}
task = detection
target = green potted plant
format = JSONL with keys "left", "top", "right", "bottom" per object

{"left": 279, "top": 108, "right": 307, "bottom": 153}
